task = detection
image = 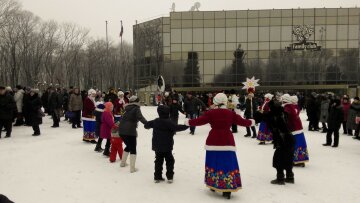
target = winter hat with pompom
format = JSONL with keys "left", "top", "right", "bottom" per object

{"left": 264, "top": 93, "right": 274, "bottom": 100}
{"left": 281, "top": 94, "right": 292, "bottom": 104}
{"left": 213, "top": 93, "right": 228, "bottom": 107}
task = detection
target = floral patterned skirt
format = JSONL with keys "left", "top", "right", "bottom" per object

{"left": 205, "top": 151, "right": 241, "bottom": 192}
{"left": 257, "top": 121, "right": 273, "bottom": 142}
{"left": 83, "top": 118, "right": 96, "bottom": 141}
{"left": 293, "top": 132, "right": 309, "bottom": 164}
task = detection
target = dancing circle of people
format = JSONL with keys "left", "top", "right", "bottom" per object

{"left": 2, "top": 85, "right": 360, "bottom": 200}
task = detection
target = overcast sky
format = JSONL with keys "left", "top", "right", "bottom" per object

{"left": 20, "top": 0, "right": 359, "bottom": 44}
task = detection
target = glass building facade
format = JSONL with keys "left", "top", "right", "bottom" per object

{"left": 133, "top": 8, "right": 360, "bottom": 89}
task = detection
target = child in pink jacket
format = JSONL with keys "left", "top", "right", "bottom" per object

{"left": 100, "top": 102, "right": 115, "bottom": 157}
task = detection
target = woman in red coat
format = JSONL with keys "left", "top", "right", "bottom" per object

{"left": 82, "top": 89, "right": 97, "bottom": 143}
{"left": 185, "top": 93, "right": 254, "bottom": 199}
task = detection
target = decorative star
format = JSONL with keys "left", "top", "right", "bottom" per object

{"left": 242, "top": 76, "right": 260, "bottom": 90}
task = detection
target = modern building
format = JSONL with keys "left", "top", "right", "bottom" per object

{"left": 133, "top": 8, "right": 360, "bottom": 94}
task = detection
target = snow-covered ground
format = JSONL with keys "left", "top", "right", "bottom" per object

{"left": 1, "top": 107, "right": 360, "bottom": 203}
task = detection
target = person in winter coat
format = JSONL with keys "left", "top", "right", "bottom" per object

{"left": 82, "top": 89, "right": 97, "bottom": 143}
{"left": 119, "top": 96, "right": 147, "bottom": 173}
{"left": 109, "top": 121, "right": 123, "bottom": 163}
{"left": 347, "top": 97, "right": 360, "bottom": 139}
{"left": 104, "top": 88, "right": 118, "bottom": 104}
{"left": 13, "top": 85, "right": 25, "bottom": 126}
{"left": 254, "top": 100, "right": 295, "bottom": 185}
{"left": 100, "top": 102, "right": 115, "bottom": 156}
{"left": 0, "top": 86, "right": 16, "bottom": 138}
{"left": 169, "top": 98, "right": 185, "bottom": 125}
{"left": 183, "top": 92, "right": 207, "bottom": 135}
{"left": 341, "top": 96, "right": 351, "bottom": 135}
{"left": 114, "top": 91, "right": 126, "bottom": 116}
{"left": 82, "top": 89, "right": 96, "bottom": 118}
{"left": 94, "top": 103, "right": 105, "bottom": 152}
{"left": 244, "top": 92, "right": 258, "bottom": 138}
{"left": 28, "top": 89, "right": 43, "bottom": 136}
{"left": 68, "top": 88, "right": 83, "bottom": 128}
{"left": 307, "top": 92, "right": 321, "bottom": 131}
{"left": 185, "top": 93, "right": 255, "bottom": 199}
{"left": 48, "top": 88, "right": 62, "bottom": 128}
{"left": 257, "top": 93, "right": 273, "bottom": 144}
{"left": 144, "top": 105, "right": 188, "bottom": 183}
{"left": 319, "top": 94, "right": 330, "bottom": 133}
{"left": 62, "top": 88, "right": 70, "bottom": 121}
{"left": 22, "top": 88, "right": 32, "bottom": 126}
{"left": 323, "top": 98, "right": 344, "bottom": 147}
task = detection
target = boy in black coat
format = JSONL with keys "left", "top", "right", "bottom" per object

{"left": 144, "top": 105, "right": 188, "bottom": 183}
{"left": 323, "top": 98, "right": 344, "bottom": 147}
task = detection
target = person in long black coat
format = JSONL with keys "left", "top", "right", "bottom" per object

{"left": 0, "top": 86, "right": 16, "bottom": 138}
{"left": 323, "top": 98, "right": 344, "bottom": 147}
{"left": 28, "top": 89, "right": 43, "bottom": 136}
{"left": 254, "top": 100, "right": 295, "bottom": 185}
{"left": 244, "top": 93, "right": 258, "bottom": 138}
{"left": 48, "top": 88, "right": 62, "bottom": 127}
{"left": 307, "top": 92, "right": 320, "bottom": 131}
{"left": 144, "top": 105, "right": 188, "bottom": 182}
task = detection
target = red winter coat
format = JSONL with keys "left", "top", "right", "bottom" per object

{"left": 342, "top": 102, "right": 351, "bottom": 121}
{"left": 82, "top": 97, "right": 95, "bottom": 117}
{"left": 283, "top": 103, "right": 303, "bottom": 133}
{"left": 100, "top": 111, "right": 115, "bottom": 139}
{"left": 188, "top": 108, "right": 253, "bottom": 151}
{"left": 260, "top": 100, "right": 270, "bottom": 113}
{"left": 114, "top": 98, "right": 125, "bottom": 115}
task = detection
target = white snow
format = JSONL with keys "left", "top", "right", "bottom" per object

{"left": 1, "top": 107, "right": 360, "bottom": 203}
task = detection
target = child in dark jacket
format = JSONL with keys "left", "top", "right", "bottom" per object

{"left": 144, "top": 105, "right": 188, "bottom": 183}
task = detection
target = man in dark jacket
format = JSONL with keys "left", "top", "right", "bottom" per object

{"left": 48, "top": 87, "right": 62, "bottom": 128}
{"left": 183, "top": 92, "right": 207, "bottom": 135}
{"left": 244, "top": 92, "right": 258, "bottom": 138}
{"left": 62, "top": 88, "right": 70, "bottom": 121}
{"left": 144, "top": 105, "right": 188, "bottom": 183}
{"left": 323, "top": 98, "right": 344, "bottom": 147}
{"left": 118, "top": 96, "right": 147, "bottom": 173}
{"left": 307, "top": 92, "right": 320, "bottom": 131}
{"left": 169, "top": 98, "right": 185, "bottom": 125}
{"left": 255, "top": 100, "right": 295, "bottom": 185}
{"left": 0, "top": 86, "right": 16, "bottom": 138}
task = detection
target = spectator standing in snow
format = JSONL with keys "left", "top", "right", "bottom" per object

{"left": 323, "top": 98, "right": 343, "bottom": 147}
{"left": 0, "top": 86, "right": 16, "bottom": 138}
{"left": 68, "top": 88, "right": 83, "bottom": 129}
{"left": 13, "top": 85, "right": 25, "bottom": 126}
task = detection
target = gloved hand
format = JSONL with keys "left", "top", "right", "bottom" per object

{"left": 184, "top": 119, "right": 190, "bottom": 126}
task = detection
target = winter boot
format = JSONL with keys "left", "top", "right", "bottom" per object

{"left": 285, "top": 170, "right": 295, "bottom": 184}
{"left": 222, "top": 192, "right": 231, "bottom": 199}
{"left": 120, "top": 151, "right": 129, "bottom": 167}
{"left": 130, "top": 154, "right": 137, "bottom": 173}
{"left": 154, "top": 177, "right": 165, "bottom": 183}
{"left": 103, "top": 148, "right": 110, "bottom": 157}
{"left": 270, "top": 178, "right": 285, "bottom": 185}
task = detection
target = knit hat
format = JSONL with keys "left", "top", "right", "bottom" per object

{"left": 117, "top": 91, "right": 124, "bottom": 97}
{"left": 88, "top": 88, "right": 96, "bottom": 95}
{"left": 30, "top": 88, "right": 40, "bottom": 94}
{"left": 213, "top": 93, "right": 228, "bottom": 106}
{"left": 104, "top": 102, "right": 113, "bottom": 112}
{"left": 5, "top": 86, "right": 12, "bottom": 92}
{"left": 264, "top": 93, "right": 274, "bottom": 100}
{"left": 281, "top": 94, "right": 292, "bottom": 104}
{"left": 290, "top": 95, "right": 298, "bottom": 104}
{"left": 157, "top": 105, "right": 170, "bottom": 119}
{"left": 129, "top": 95, "right": 139, "bottom": 103}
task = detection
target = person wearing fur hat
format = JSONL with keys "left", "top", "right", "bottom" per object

{"left": 347, "top": 97, "right": 360, "bottom": 139}
{"left": 0, "top": 86, "right": 16, "bottom": 138}
{"left": 144, "top": 105, "right": 188, "bottom": 183}
{"left": 82, "top": 89, "right": 97, "bottom": 143}
{"left": 185, "top": 93, "right": 255, "bottom": 199}
{"left": 99, "top": 102, "right": 116, "bottom": 156}
{"left": 323, "top": 98, "right": 344, "bottom": 147}
{"left": 13, "top": 85, "right": 25, "bottom": 126}
{"left": 28, "top": 89, "right": 43, "bottom": 136}
{"left": 114, "top": 91, "right": 126, "bottom": 118}
{"left": 94, "top": 102, "right": 105, "bottom": 152}
{"left": 68, "top": 88, "right": 83, "bottom": 129}
{"left": 257, "top": 93, "right": 274, "bottom": 144}
{"left": 244, "top": 92, "right": 258, "bottom": 138}
{"left": 118, "top": 95, "right": 147, "bottom": 173}
{"left": 282, "top": 94, "right": 309, "bottom": 167}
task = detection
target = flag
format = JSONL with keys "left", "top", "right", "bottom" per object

{"left": 119, "top": 23, "right": 124, "bottom": 37}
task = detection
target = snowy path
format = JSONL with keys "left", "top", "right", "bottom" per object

{"left": 1, "top": 107, "right": 360, "bottom": 203}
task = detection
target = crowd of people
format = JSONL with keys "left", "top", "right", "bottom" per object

{"left": 1, "top": 84, "right": 360, "bottom": 200}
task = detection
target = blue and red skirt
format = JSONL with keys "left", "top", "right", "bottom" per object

{"left": 205, "top": 151, "right": 241, "bottom": 192}
{"left": 82, "top": 117, "right": 96, "bottom": 142}
{"left": 257, "top": 121, "right": 273, "bottom": 142}
{"left": 293, "top": 131, "right": 309, "bottom": 164}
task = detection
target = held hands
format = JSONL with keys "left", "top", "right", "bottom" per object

{"left": 184, "top": 119, "right": 190, "bottom": 126}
